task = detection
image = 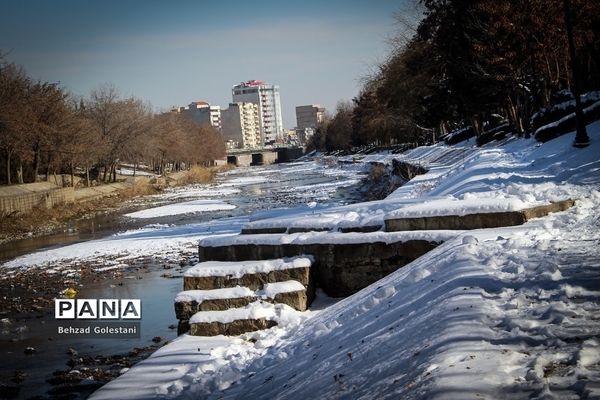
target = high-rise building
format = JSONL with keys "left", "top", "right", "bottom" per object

{"left": 221, "top": 102, "right": 261, "bottom": 149}
{"left": 232, "top": 80, "right": 283, "bottom": 146}
{"left": 178, "top": 101, "right": 221, "bottom": 130}
{"left": 296, "top": 104, "right": 325, "bottom": 130}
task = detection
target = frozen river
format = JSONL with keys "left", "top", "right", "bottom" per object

{"left": 0, "top": 159, "right": 368, "bottom": 399}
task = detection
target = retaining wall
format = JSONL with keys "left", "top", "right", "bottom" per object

{"left": 0, "top": 182, "right": 74, "bottom": 215}
{"left": 199, "top": 240, "right": 440, "bottom": 297}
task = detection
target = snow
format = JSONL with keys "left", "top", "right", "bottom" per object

{"left": 117, "top": 167, "right": 156, "bottom": 176}
{"left": 184, "top": 257, "right": 312, "bottom": 279}
{"left": 175, "top": 282, "right": 306, "bottom": 304}
{"left": 124, "top": 199, "right": 236, "bottom": 219}
{"left": 157, "top": 186, "right": 240, "bottom": 201}
{"left": 175, "top": 287, "right": 255, "bottom": 303}
{"left": 89, "top": 302, "right": 311, "bottom": 400}
{"left": 189, "top": 301, "right": 299, "bottom": 325}
{"left": 534, "top": 99, "right": 600, "bottom": 135}
{"left": 257, "top": 281, "right": 306, "bottom": 298}
{"left": 1, "top": 216, "right": 247, "bottom": 269}
{"left": 199, "top": 230, "right": 459, "bottom": 247}
{"left": 215, "top": 201, "right": 600, "bottom": 400}
{"left": 217, "top": 176, "right": 269, "bottom": 187}
{"left": 386, "top": 197, "right": 538, "bottom": 218}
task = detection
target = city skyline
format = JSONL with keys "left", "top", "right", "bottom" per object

{"left": 0, "top": 0, "right": 413, "bottom": 128}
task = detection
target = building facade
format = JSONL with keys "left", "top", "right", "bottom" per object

{"left": 178, "top": 101, "right": 222, "bottom": 130}
{"left": 296, "top": 104, "right": 325, "bottom": 130}
{"left": 296, "top": 104, "right": 325, "bottom": 144}
{"left": 221, "top": 102, "right": 261, "bottom": 149}
{"left": 232, "top": 80, "right": 283, "bottom": 146}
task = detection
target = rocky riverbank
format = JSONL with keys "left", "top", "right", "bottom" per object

{"left": 0, "top": 253, "right": 196, "bottom": 399}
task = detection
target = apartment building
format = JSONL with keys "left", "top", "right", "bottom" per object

{"left": 221, "top": 102, "right": 261, "bottom": 149}
{"left": 232, "top": 80, "right": 283, "bottom": 145}
{"left": 178, "top": 101, "right": 221, "bottom": 130}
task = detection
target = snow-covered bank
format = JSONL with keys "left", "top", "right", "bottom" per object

{"left": 91, "top": 123, "right": 600, "bottom": 399}
{"left": 124, "top": 200, "right": 236, "bottom": 219}
{"left": 220, "top": 199, "right": 600, "bottom": 400}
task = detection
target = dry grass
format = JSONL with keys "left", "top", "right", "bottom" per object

{"left": 177, "top": 164, "right": 234, "bottom": 186}
{"left": 120, "top": 178, "right": 158, "bottom": 197}
{"left": 181, "top": 166, "right": 214, "bottom": 185}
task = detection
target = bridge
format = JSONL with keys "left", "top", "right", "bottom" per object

{"left": 223, "top": 147, "right": 305, "bottom": 167}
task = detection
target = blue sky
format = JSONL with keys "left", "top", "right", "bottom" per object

{"left": 0, "top": 0, "right": 415, "bottom": 128}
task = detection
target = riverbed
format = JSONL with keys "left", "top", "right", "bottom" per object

{"left": 0, "top": 159, "right": 368, "bottom": 399}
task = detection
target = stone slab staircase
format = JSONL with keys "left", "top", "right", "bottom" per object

{"left": 175, "top": 257, "right": 313, "bottom": 336}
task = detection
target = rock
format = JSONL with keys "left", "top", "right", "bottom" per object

{"left": 177, "top": 320, "right": 190, "bottom": 335}
{"left": 151, "top": 336, "right": 162, "bottom": 343}
{"left": 24, "top": 346, "right": 36, "bottom": 354}
{"left": 189, "top": 318, "right": 277, "bottom": 336}
{"left": 269, "top": 290, "right": 308, "bottom": 311}
{"left": 384, "top": 200, "right": 575, "bottom": 232}
{"left": 0, "top": 384, "right": 20, "bottom": 399}
{"left": 67, "top": 347, "right": 78, "bottom": 356}
{"left": 11, "top": 370, "right": 26, "bottom": 384}
{"left": 183, "top": 267, "right": 310, "bottom": 291}
{"left": 175, "top": 296, "right": 257, "bottom": 320}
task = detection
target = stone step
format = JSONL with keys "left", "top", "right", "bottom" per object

{"left": 174, "top": 287, "right": 256, "bottom": 320}
{"left": 175, "top": 281, "right": 309, "bottom": 321}
{"left": 257, "top": 281, "right": 308, "bottom": 311}
{"left": 183, "top": 257, "right": 312, "bottom": 292}
{"left": 187, "top": 301, "right": 296, "bottom": 337}
{"left": 384, "top": 199, "right": 575, "bottom": 231}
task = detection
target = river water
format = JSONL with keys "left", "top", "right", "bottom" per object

{"left": 0, "top": 160, "right": 368, "bottom": 399}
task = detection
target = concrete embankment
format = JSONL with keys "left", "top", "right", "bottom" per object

{"left": 0, "top": 169, "right": 204, "bottom": 216}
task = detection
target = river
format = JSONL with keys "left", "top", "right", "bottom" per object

{"left": 0, "top": 159, "right": 368, "bottom": 399}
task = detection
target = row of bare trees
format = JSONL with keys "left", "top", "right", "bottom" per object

{"left": 309, "top": 0, "right": 600, "bottom": 151}
{"left": 0, "top": 57, "right": 225, "bottom": 186}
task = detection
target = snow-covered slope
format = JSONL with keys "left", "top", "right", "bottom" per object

{"left": 212, "top": 126, "right": 600, "bottom": 400}
{"left": 92, "top": 123, "right": 600, "bottom": 399}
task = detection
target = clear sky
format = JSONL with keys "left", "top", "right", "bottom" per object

{"left": 0, "top": 0, "right": 415, "bottom": 128}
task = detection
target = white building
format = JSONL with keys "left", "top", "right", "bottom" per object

{"left": 178, "top": 101, "right": 221, "bottom": 130}
{"left": 232, "top": 80, "right": 283, "bottom": 146}
{"left": 221, "top": 102, "right": 261, "bottom": 149}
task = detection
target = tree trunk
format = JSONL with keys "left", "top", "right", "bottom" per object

{"left": 70, "top": 162, "right": 75, "bottom": 187}
{"left": 45, "top": 155, "right": 51, "bottom": 182}
{"left": 102, "top": 165, "right": 108, "bottom": 183}
{"left": 17, "top": 161, "right": 24, "bottom": 184}
{"left": 133, "top": 162, "right": 137, "bottom": 178}
{"left": 86, "top": 166, "right": 90, "bottom": 187}
{"left": 33, "top": 147, "right": 40, "bottom": 182}
{"left": 6, "top": 152, "right": 11, "bottom": 185}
